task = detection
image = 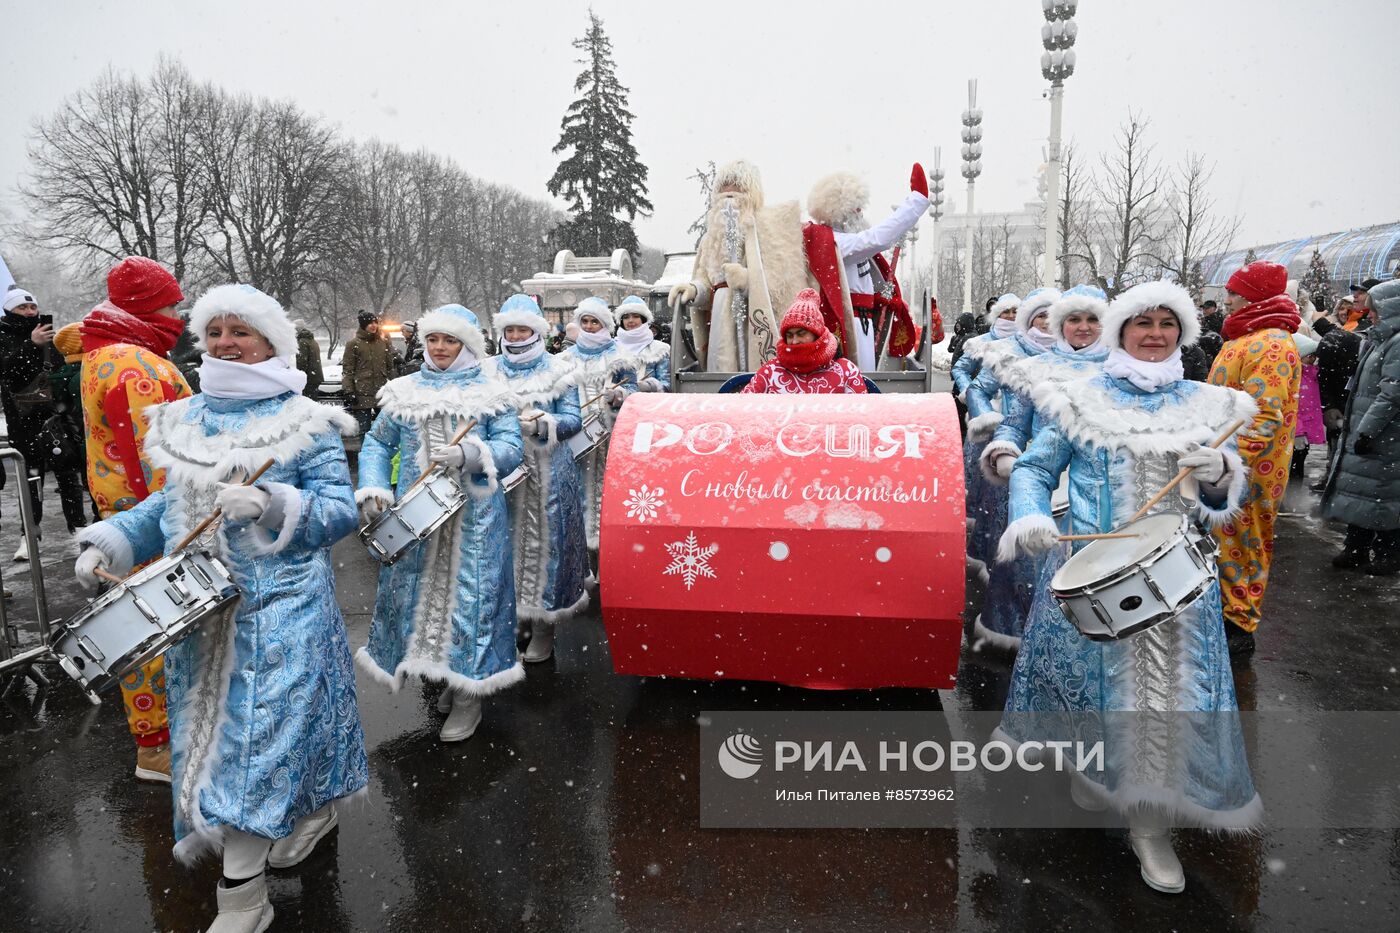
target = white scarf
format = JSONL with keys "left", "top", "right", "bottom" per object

{"left": 198, "top": 355, "right": 307, "bottom": 399}
{"left": 1056, "top": 336, "right": 1105, "bottom": 355}
{"left": 1023, "top": 326, "right": 1057, "bottom": 351}
{"left": 1102, "top": 347, "right": 1183, "bottom": 392}
{"left": 424, "top": 346, "right": 478, "bottom": 373}
{"left": 502, "top": 336, "right": 546, "bottom": 366}
{"left": 615, "top": 324, "right": 653, "bottom": 353}
{"left": 991, "top": 318, "right": 1017, "bottom": 339}
{"left": 575, "top": 329, "right": 614, "bottom": 351}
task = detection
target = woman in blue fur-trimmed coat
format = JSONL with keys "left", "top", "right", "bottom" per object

{"left": 486, "top": 294, "right": 589, "bottom": 664}
{"left": 995, "top": 281, "right": 1260, "bottom": 895}
{"left": 613, "top": 294, "right": 671, "bottom": 392}
{"left": 356, "top": 304, "right": 524, "bottom": 743}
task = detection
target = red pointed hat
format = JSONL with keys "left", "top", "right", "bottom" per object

{"left": 1226, "top": 261, "right": 1287, "bottom": 304}
{"left": 107, "top": 257, "right": 184, "bottom": 315}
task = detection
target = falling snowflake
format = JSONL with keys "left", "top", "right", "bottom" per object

{"left": 624, "top": 484, "right": 666, "bottom": 522}
{"left": 662, "top": 532, "right": 718, "bottom": 589}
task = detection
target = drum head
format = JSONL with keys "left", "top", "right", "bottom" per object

{"left": 1052, "top": 512, "right": 1185, "bottom": 591}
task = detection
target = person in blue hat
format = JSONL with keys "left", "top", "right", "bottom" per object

{"left": 613, "top": 294, "right": 670, "bottom": 392}
{"left": 355, "top": 303, "right": 525, "bottom": 743}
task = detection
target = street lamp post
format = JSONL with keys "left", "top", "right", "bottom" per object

{"left": 960, "top": 80, "right": 983, "bottom": 317}
{"left": 929, "top": 148, "right": 946, "bottom": 312}
{"left": 1040, "top": 0, "right": 1078, "bottom": 288}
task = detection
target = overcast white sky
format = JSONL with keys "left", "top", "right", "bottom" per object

{"left": 4, "top": 0, "right": 1397, "bottom": 258}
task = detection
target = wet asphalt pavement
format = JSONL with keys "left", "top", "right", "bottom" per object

{"left": 2, "top": 450, "right": 1399, "bottom": 932}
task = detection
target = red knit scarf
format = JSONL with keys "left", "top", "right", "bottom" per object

{"left": 1222, "top": 294, "right": 1301, "bottom": 341}
{"left": 776, "top": 331, "right": 838, "bottom": 373}
{"left": 81, "top": 300, "right": 185, "bottom": 356}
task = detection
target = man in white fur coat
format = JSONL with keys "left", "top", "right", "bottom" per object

{"left": 668, "top": 160, "right": 808, "bottom": 371}
{"left": 804, "top": 164, "right": 930, "bottom": 371}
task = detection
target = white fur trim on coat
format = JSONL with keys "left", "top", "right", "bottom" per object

{"left": 483, "top": 356, "right": 577, "bottom": 409}
{"left": 416, "top": 309, "right": 487, "bottom": 361}
{"left": 1196, "top": 446, "right": 1249, "bottom": 528}
{"left": 1016, "top": 289, "right": 1062, "bottom": 333}
{"left": 76, "top": 522, "right": 136, "bottom": 578}
{"left": 807, "top": 172, "right": 869, "bottom": 227}
{"left": 355, "top": 486, "right": 394, "bottom": 507}
{"left": 1032, "top": 376, "right": 1258, "bottom": 459}
{"left": 530, "top": 411, "right": 561, "bottom": 451}
{"left": 354, "top": 647, "right": 526, "bottom": 697}
{"left": 975, "top": 337, "right": 1035, "bottom": 382}
{"left": 517, "top": 590, "right": 591, "bottom": 626}
{"left": 460, "top": 434, "right": 499, "bottom": 499}
{"left": 979, "top": 439, "right": 1022, "bottom": 486}
{"left": 997, "top": 514, "right": 1059, "bottom": 564}
{"left": 997, "top": 349, "right": 1100, "bottom": 398}
{"left": 1048, "top": 292, "right": 1110, "bottom": 338}
{"left": 375, "top": 372, "right": 518, "bottom": 423}
{"left": 190, "top": 284, "right": 299, "bottom": 364}
{"left": 1102, "top": 281, "right": 1201, "bottom": 351}
{"left": 966, "top": 411, "right": 1003, "bottom": 442}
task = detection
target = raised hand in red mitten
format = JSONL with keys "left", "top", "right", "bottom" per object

{"left": 910, "top": 162, "right": 928, "bottom": 197}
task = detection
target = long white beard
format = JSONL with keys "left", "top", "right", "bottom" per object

{"left": 830, "top": 213, "right": 869, "bottom": 234}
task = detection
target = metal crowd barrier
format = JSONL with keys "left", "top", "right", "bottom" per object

{"left": 0, "top": 447, "right": 54, "bottom": 691}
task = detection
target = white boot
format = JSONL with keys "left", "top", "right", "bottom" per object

{"left": 439, "top": 692, "right": 482, "bottom": 742}
{"left": 1128, "top": 815, "right": 1185, "bottom": 894}
{"left": 267, "top": 804, "right": 338, "bottom": 869}
{"left": 1069, "top": 773, "right": 1107, "bottom": 812}
{"left": 13, "top": 537, "right": 29, "bottom": 562}
{"left": 207, "top": 874, "right": 273, "bottom": 933}
{"left": 522, "top": 622, "right": 555, "bottom": 663}
{"left": 436, "top": 685, "right": 454, "bottom": 714}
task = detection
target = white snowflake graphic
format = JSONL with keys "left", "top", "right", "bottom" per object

{"left": 623, "top": 484, "right": 666, "bottom": 522}
{"left": 662, "top": 532, "right": 719, "bottom": 590}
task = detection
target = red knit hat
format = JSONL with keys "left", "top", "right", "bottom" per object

{"left": 1226, "top": 261, "right": 1288, "bottom": 304}
{"left": 106, "top": 257, "right": 184, "bottom": 315}
{"left": 780, "top": 288, "right": 828, "bottom": 339}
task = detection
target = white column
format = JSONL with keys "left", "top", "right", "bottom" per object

{"left": 1042, "top": 80, "right": 1065, "bottom": 288}
{"left": 962, "top": 184, "right": 976, "bottom": 316}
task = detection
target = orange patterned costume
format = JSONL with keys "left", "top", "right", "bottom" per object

{"left": 81, "top": 336, "right": 191, "bottom": 745}
{"left": 1208, "top": 327, "right": 1301, "bottom": 634}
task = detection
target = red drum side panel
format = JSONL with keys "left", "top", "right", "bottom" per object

{"left": 600, "top": 393, "right": 965, "bottom": 690}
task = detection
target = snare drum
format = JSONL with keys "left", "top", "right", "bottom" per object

{"left": 51, "top": 550, "right": 241, "bottom": 703}
{"left": 1050, "top": 512, "right": 1217, "bottom": 641}
{"left": 502, "top": 465, "right": 530, "bottom": 492}
{"left": 360, "top": 470, "right": 467, "bottom": 565}
{"left": 567, "top": 413, "right": 608, "bottom": 461}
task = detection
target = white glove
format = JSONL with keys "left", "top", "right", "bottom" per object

{"left": 429, "top": 444, "right": 465, "bottom": 469}
{"left": 75, "top": 546, "right": 112, "bottom": 594}
{"left": 993, "top": 452, "right": 1016, "bottom": 480}
{"left": 1177, "top": 444, "right": 1227, "bottom": 486}
{"left": 215, "top": 482, "right": 270, "bottom": 522}
{"left": 606, "top": 387, "right": 627, "bottom": 408}
{"left": 522, "top": 410, "right": 547, "bottom": 436}
{"left": 668, "top": 282, "right": 698, "bottom": 306}
{"left": 637, "top": 378, "right": 662, "bottom": 393}
{"left": 721, "top": 262, "right": 749, "bottom": 291}
{"left": 359, "top": 495, "right": 391, "bottom": 525}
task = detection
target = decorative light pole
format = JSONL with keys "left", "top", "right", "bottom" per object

{"left": 1040, "top": 0, "right": 1078, "bottom": 287}
{"left": 960, "top": 80, "right": 983, "bottom": 316}
{"left": 928, "top": 148, "right": 946, "bottom": 312}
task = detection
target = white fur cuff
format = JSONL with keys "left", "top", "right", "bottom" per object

{"left": 997, "top": 514, "right": 1059, "bottom": 564}
{"left": 240, "top": 482, "right": 301, "bottom": 557}
{"left": 75, "top": 522, "right": 136, "bottom": 577}
{"left": 1197, "top": 447, "right": 1249, "bottom": 528}
{"left": 532, "top": 411, "right": 560, "bottom": 451}
{"left": 967, "top": 411, "right": 1004, "bottom": 443}
{"left": 979, "top": 439, "right": 1022, "bottom": 486}
{"left": 461, "top": 434, "right": 499, "bottom": 498}
{"left": 355, "top": 486, "right": 395, "bottom": 507}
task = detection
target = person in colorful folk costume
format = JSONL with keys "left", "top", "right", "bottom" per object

{"left": 559, "top": 297, "right": 636, "bottom": 552}
{"left": 1208, "top": 261, "right": 1302, "bottom": 662}
{"left": 962, "top": 288, "right": 1061, "bottom": 647}
{"left": 486, "top": 294, "right": 589, "bottom": 664}
{"left": 357, "top": 304, "right": 525, "bottom": 742}
{"left": 78, "top": 257, "right": 194, "bottom": 783}
{"left": 74, "top": 284, "right": 367, "bottom": 931}
{"left": 955, "top": 293, "right": 1020, "bottom": 575}
{"left": 996, "top": 280, "right": 1260, "bottom": 895}
{"left": 803, "top": 165, "right": 928, "bottom": 371}
{"left": 741, "top": 288, "right": 868, "bottom": 394}
{"left": 613, "top": 294, "right": 671, "bottom": 392}
{"left": 972, "top": 285, "right": 1110, "bottom": 650}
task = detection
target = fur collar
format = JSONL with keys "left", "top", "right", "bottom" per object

{"left": 960, "top": 333, "right": 1004, "bottom": 362}
{"left": 563, "top": 345, "right": 635, "bottom": 379}
{"left": 998, "top": 347, "right": 1107, "bottom": 397}
{"left": 618, "top": 340, "right": 670, "bottom": 368}
{"left": 975, "top": 334, "right": 1041, "bottom": 379}
{"left": 142, "top": 394, "right": 357, "bottom": 484}
{"left": 1033, "top": 374, "right": 1258, "bottom": 457}
{"left": 484, "top": 355, "right": 577, "bottom": 407}
{"left": 376, "top": 369, "right": 518, "bottom": 422}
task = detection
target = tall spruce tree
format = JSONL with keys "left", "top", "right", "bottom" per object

{"left": 547, "top": 11, "right": 652, "bottom": 259}
{"left": 1299, "top": 248, "right": 1335, "bottom": 314}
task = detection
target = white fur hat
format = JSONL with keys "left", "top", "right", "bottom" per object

{"left": 714, "top": 160, "right": 764, "bottom": 209}
{"left": 1102, "top": 281, "right": 1201, "bottom": 352}
{"left": 1047, "top": 284, "right": 1109, "bottom": 337}
{"left": 494, "top": 293, "right": 549, "bottom": 338}
{"left": 417, "top": 303, "right": 487, "bottom": 360}
{"left": 1015, "top": 288, "right": 1061, "bottom": 333}
{"left": 190, "top": 284, "right": 298, "bottom": 363}
{"left": 616, "top": 294, "right": 653, "bottom": 326}
{"left": 986, "top": 293, "right": 1021, "bottom": 322}
{"left": 807, "top": 172, "right": 869, "bottom": 226}
{"left": 573, "top": 296, "right": 615, "bottom": 334}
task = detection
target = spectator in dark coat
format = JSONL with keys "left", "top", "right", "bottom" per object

{"left": 1313, "top": 323, "right": 1364, "bottom": 484}
{"left": 1321, "top": 280, "right": 1400, "bottom": 574}
{"left": 169, "top": 312, "right": 203, "bottom": 392}
{"left": 294, "top": 321, "right": 325, "bottom": 396}
{"left": 1197, "top": 300, "right": 1224, "bottom": 364}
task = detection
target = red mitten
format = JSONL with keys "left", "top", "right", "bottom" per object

{"left": 910, "top": 162, "right": 928, "bottom": 197}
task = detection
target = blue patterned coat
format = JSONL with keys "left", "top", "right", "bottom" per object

{"left": 77, "top": 393, "right": 368, "bottom": 862}
{"left": 485, "top": 353, "right": 590, "bottom": 624}
{"left": 356, "top": 365, "right": 525, "bottom": 695}
{"left": 995, "top": 373, "right": 1263, "bottom": 829}
{"left": 559, "top": 341, "right": 636, "bottom": 550}
{"left": 619, "top": 340, "right": 671, "bottom": 392}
